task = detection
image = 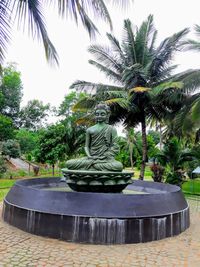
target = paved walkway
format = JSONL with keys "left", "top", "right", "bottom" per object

{"left": 0, "top": 197, "right": 199, "bottom": 267}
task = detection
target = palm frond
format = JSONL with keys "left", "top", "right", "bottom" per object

{"left": 14, "top": 0, "right": 59, "bottom": 65}
{"left": 149, "top": 30, "right": 157, "bottom": 53}
{"left": 110, "top": 0, "right": 133, "bottom": 8}
{"left": 135, "top": 14, "right": 155, "bottom": 65}
{"left": 70, "top": 80, "right": 123, "bottom": 94}
{"left": 194, "top": 24, "right": 200, "bottom": 37}
{"left": 0, "top": 1, "right": 11, "bottom": 64}
{"left": 172, "top": 69, "right": 200, "bottom": 94}
{"left": 72, "top": 96, "right": 96, "bottom": 111}
{"left": 191, "top": 98, "right": 200, "bottom": 123}
{"left": 89, "top": 59, "right": 122, "bottom": 83}
{"left": 103, "top": 90, "right": 127, "bottom": 99}
{"left": 106, "top": 33, "right": 127, "bottom": 65}
{"left": 105, "top": 98, "right": 129, "bottom": 109}
{"left": 150, "top": 81, "right": 183, "bottom": 96}
{"left": 122, "top": 63, "right": 147, "bottom": 88}
{"left": 75, "top": 2, "right": 99, "bottom": 39}
{"left": 184, "top": 24, "right": 200, "bottom": 52}
{"left": 122, "top": 19, "right": 137, "bottom": 65}
{"left": 149, "top": 28, "right": 189, "bottom": 81}
{"left": 185, "top": 39, "right": 200, "bottom": 52}
{"left": 48, "top": 0, "right": 112, "bottom": 35}
{"left": 88, "top": 45, "right": 123, "bottom": 73}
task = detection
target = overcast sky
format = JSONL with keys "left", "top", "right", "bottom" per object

{"left": 5, "top": 0, "right": 200, "bottom": 109}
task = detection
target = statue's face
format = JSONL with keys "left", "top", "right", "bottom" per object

{"left": 95, "top": 109, "right": 108, "bottom": 123}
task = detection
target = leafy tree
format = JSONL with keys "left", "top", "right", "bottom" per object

{"left": 19, "top": 100, "right": 51, "bottom": 130}
{"left": 35, "top": 114, "right": 85, "bottom": 174}
{"left": 71, "top": 15, "right": 200, "bottom": 179}
{"left": 0, "top": 156, "right": 7, "bottom": 178}
{"left": 0, "top": 0, "right": 132, "bottom": 65}
{"left": 0, "top": 115, "right": 14, "bottom": 141}
{"left": 0, "top": 63, "right": 23, "bottom": 121}
{"left": 2, "top": 139, "right": 21, "bottom": 159}
{"left": 15, "top": 128, "right": 38, "bottom": 155}
{"left": 34, "top": 124, "right": 67, "bottom": 175}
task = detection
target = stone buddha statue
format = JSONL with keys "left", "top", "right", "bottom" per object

{"left": 66, "top": 103, "right": 123, "bottom": 172}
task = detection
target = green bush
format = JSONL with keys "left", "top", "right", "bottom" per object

{"left": 0, "top": 156, "right": 7, "bottom": 178}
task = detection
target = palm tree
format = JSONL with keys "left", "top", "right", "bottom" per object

{"left": 169, "top": 25, "right": 200, "bottom": 139}
{"left": 155, "top": 137, "right": 195, "bottom": 185}
{"left": 71, "top": 15, "right": 200, "bottom": 179}
{"left": 0, "top": 0, "right": 132, "bottom": 65}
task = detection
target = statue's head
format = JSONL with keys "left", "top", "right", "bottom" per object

{"left": 94, "top": 103, "right": 110, "bottom": 123}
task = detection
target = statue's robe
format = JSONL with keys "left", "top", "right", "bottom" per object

{"left": 66, "top": 124, "right": 123, "bottom": 171}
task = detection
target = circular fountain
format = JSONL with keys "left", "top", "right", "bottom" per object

{"left": 2, "top": 103, "right": 190, "bottom": 244}
{"left": 3, "top": 177, "right": 189, "bottom": 244}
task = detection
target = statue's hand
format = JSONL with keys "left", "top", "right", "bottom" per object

{"left": 88, "top": 156, "right": 97, "bottom": 160}
{"left": 98, "top": 156, "right": 106, "bottom": 160}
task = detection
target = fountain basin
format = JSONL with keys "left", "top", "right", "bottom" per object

{"left": 2, "top": 177, "right": 189, "bottom": 244}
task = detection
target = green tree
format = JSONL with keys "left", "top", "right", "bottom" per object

{"left": 71, "top": 15, "right": 200, "bottom": 179}
{"left": 34, "top": 124, "right": 67, "bottom": 175}
{"left": 0, "top": 0, "right": 132, "bottom": 65}
{"left": 0, "top": 156, "right": 7, "bottom": 178}
{"left": 0, "top": 63, "right": 23, "bottom": 121}
{"left": 35, "top": 116, "right": 85, "bottom": 174}
{"left": 0, "top": 115, "right": 14, "bottom": 141}
{"left": 19, "top": 100, "right": 51, "bottom": 130}
{"left": 15, "top": 128, "right": 38, "bottom": 155}
{"left": 2, "top": 139, "right": 21, "bottom": 159}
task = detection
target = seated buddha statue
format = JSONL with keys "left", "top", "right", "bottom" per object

{"left": 66, "top": 103, "right": 123, "bottom": 172}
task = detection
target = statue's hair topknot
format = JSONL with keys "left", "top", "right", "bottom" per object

{"left": 94, "top": 102, "right": 110, "bottom": 114}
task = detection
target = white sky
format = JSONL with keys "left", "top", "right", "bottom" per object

{"left": 5, "top": 0, "right": 200, "bottom": 109}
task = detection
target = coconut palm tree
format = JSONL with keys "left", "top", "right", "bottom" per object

{"left": 70, "top": 15, "right": 200, "bottom": 179}
{"left": 0, "top": 0, "right": 132, "bottom": 65}
{"left": 169, "top": 25, "right": 200, "bottom": 139}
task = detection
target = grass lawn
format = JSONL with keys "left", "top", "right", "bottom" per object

{"left": 0, "top": 179, "right": 16, "bottom": 201}
{"left": 182, "top": 179, "right": 200, "bottom": 195}
{"left": 128, "top": 166, "right": 153, "bottom": 181}
{"left": 0, "top": 179, "right": 16, "bottom": 188}
{"left": 0, "top": 188, "right": 10, "bottom": 201}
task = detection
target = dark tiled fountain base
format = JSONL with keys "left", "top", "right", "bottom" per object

{"left": 2, "top": 178, "right": 190, "bottom": 244}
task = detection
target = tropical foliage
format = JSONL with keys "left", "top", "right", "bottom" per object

{"left": 19, "top": 100, "right": 51, "bottom": 130}
{"left": 70, "top": 15, "right": 200, "bottom": 179}
{"left": 0, "top": 63, "right": 23, "bottom": 121}
{"left": 1, "top": 139, "right": 21, "bottom": 159}
{"left": 155, "top": 137, "right": 195, "bottom": 185}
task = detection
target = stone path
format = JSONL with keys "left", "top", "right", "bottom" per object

{"left": 0, "top": 197, "right": 199, "bottom": 267}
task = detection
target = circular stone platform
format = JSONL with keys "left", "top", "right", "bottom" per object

{"left": 2, "top": 177, "right": 189, "bottom": 244}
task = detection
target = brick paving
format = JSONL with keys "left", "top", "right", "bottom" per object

{"left": 0, "top": 197, "right": 199, "bottom": 267}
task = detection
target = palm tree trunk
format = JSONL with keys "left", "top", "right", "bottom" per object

{"left": 139, "top": 118, "right": 147, "bottom": 180}
{"left": 129, "top": 142, "right": 134, "bottom": 170}
{"left": 52, "top": 164, "right": 55, "bottom": 176}
{"left": 159, "top": 123, "right": 163, "bottom": 150}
